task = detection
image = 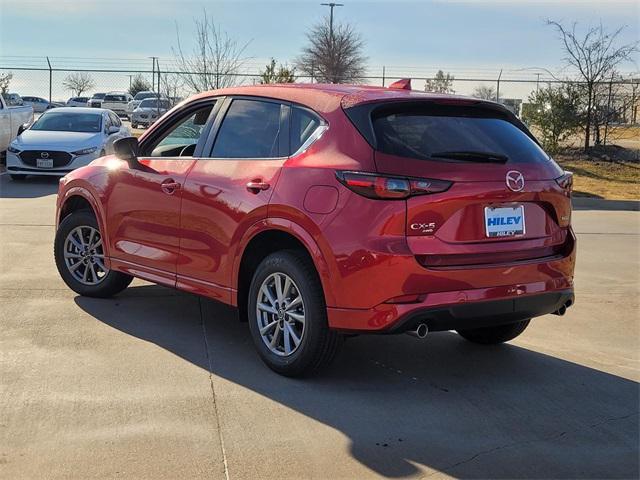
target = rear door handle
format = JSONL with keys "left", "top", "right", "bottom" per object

{"left": 161, "top": 179, "right": 181, "bottom": 194}
{"left": 246, "top": 180, "right": 270, "bottom": 193}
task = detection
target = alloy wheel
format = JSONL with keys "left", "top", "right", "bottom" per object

{"left": 256, "top": 272, "right": 306, "bottom": 356}
{"left": 63, "top": 226, "right": 108, "bottom": 285}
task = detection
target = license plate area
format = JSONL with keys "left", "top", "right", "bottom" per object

{"left": 37, "top": 158, "right": 54, "bottom": 168}
{"left": 485, "top": 205, "right": 525, "bottom": 237}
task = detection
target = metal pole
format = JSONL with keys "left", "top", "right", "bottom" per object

{"left": 536, "top": 73, "right": 540, "bottom": 93}
{"left": 382, "top": 66, "right": 385, "bottom": 87}
{"left": 321, "top": 3, "right": 344, "bottom": 43}
{"left": 496, "top": 69, "right": 503, "bottom": 103}
{"left": 46, "top": 56, "right": 52, "bottom": 104}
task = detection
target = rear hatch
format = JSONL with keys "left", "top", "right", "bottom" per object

{"left": 344, "top": 99, "right": 573, "bottom": 267}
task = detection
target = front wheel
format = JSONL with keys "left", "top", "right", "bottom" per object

{"left": 247, "top": 250, "right": 342, "bottom": 377}
{"left": 54, "top": 209, "right": 132, "bottom": 297}
{"left": 457, "top": 319, "right": 531, "bottom": 345}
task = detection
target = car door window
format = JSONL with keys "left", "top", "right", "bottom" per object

{"left": 211, "top": 99, "right": 283, "bottom": 158}
{"left": 146, "top": 104, "right": 214, "bottom": 158}
{"left": 109, "top": 111, "right": 121, "bottom": 127}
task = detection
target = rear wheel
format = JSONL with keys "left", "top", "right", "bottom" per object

{"left": 457, "top": 319, "right": 531, "bottom": 345}
{"left": 10, "top": 174, "right": 27, "bottom": 181}
{"left": 247, "top": 250, "right": 342, "bottom": 377}
{"left": 54, "top": 209, "right": 132, "bottom": 297}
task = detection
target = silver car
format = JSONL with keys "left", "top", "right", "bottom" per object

{"left": 130, "top": 98, "right": 171, "bottom": 128}
{"left": 125, "top": 91, "right": 161, "bottom": 118}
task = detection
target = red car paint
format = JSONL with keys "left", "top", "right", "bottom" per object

{"left": 56, "top": 83, "right": 575, "bottom": 332}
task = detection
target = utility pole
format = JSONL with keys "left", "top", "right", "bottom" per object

{"left": 127, "top": 75, "right": 134, "bottom": 89}
{"left": 321, "top": 2, "right": 343, "bottom": 41}
{"left": 496, "top": 68, "right": 503, "bottom": 103}
{"left": 46, "top": 56, "right": 52, "bottom": 104}
{"left": 148, "top": 56, "right": 158, "bottom": 93}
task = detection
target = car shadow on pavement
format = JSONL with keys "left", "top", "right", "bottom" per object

{"left": 75, "top": 286, "right": 639, "bottom": 479}
{"left": 0, "top": 173, "right": 60, "bottom": 198}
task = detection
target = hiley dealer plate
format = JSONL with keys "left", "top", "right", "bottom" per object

{"left": 485, "top": 205, "right": 525, "bottom": 237}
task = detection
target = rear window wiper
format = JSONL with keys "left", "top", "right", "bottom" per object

{"left": 429, "top": 150, "right": 509, "bottom": 163}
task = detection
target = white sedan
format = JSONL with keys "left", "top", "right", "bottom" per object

{"left": 6, "top": 107, "right": 130, "bottom": 180}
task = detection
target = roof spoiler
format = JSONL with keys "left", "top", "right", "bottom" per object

{"left": 388, "top": 78, "right": 411, "bottom": 90}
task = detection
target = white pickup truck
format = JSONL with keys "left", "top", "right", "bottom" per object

{"left": 0, "top": 94, "right": 34, "bottom": 153}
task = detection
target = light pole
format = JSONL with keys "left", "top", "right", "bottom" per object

{"left": 321, "top": 2, "right": 343, "bottom": 41}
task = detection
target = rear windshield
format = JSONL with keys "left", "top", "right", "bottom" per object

{"left": 139, "top": 99, "right": 170, "bottom": 109}
{"left": 364, "top": 104, "right": 551, "bottom": 165}
{"left": 104, "top": 94, "right": 127, "bottom": 102}
{"left": 134, "top": 92, "right": 158, "bottom": 101}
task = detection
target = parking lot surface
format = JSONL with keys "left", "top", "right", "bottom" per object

{"left": 1, "top": 174, "right": 638, "bottom": 479}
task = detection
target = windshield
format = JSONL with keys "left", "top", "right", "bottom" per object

{"left": 134, "top": 92, "right": 157, "bottom": 101}
{"left": 31, "top": 112, "right": 102, "bottom": 133}
{"left": 139, "top": 99, "right": 169, "bottom": 109}
{"left": 91, "top": 93, "right": 105, "bottom": 100}
{"left": 372, "top": 106, "right": 550, "bottom": 165}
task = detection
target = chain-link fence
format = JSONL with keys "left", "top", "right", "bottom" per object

{"left": 1, "top": 64, "right": 638, "bottom": 124}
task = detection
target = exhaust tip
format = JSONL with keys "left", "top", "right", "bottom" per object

{"left": 407, "top": 323, "right": 429, "bottom": 339}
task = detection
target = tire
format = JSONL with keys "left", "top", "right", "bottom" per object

{"left": 10, "top": 174, "right": 27, "bottom": 181}
{"left": 54, "top": 209, "right": 132, "bottom": 298}
{"left": 247, "top": 250, "right": 342, "bottom": 377}
{"left": 457, "top": 319, "right": 531, "bottom": 345}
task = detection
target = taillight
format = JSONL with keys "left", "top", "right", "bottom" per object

{"left": 336, "top": 171, "right": 451, "bottom": 200}
{"left": 555, "top": 172, "right": 573, "bottom": 195}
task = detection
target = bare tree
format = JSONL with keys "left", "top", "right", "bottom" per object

{"left": 425, "top": 70, "right": 455, "bottom": 94}
{"left": 62, "top": 72, "right": 95, "bottom": 96}
{"left": 296, "top": 16, "right": 367, "bottom": 84}
{"left": 0, "top": 72, "right": 13, "bottom": 95}
{"left": 472, "top": 84, "right": 497, "bottom": 101}
{"left": 547, "top": 20, "right": 638, "bottom": 151}
{"left": 259, "top": 59, "right": 295, "bottom": 84}
{"left": 160, "top": 73, "right": 186, "bottom": 107}
{"left": 173, "top": 9, "right": 250, "bottom": 93}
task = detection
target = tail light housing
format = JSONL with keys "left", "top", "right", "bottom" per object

{"left": 555, "top": 172, "right": 573, "bottom": 195}
{"left": 336, "top": 171, "right": 451, "bottom": 200}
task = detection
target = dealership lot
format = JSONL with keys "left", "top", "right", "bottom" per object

{"left": 1, "top": 175, "right": 638, "bottom": 479}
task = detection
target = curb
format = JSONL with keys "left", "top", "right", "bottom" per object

{"left": 572, "top": 197, "right": 639, "bottom": 211}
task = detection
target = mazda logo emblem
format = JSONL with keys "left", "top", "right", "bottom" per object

{"left": 506, "top": 170, "right": 525, "bottom": 192}
{"left": 40, "top": 152, "right": 50, "bottom": 159}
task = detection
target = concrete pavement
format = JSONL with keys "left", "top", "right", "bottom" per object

{"left": 1, "top": 174, "right": 638, "bottom": 479}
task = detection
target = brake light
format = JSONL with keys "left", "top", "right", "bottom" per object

{"left": 555, "top": 172, "right": 573, "bottom": 194}
{"left": 336, "top": 171, "right": 451, "bottom": 200}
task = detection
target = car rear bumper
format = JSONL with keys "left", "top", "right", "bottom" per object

{"left": 327, "top": 279, "right": 574, "bottom": 333}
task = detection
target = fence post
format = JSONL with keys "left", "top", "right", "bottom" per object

{"left": 46, "top": 56, "right": 52, "bottom": 104}
{"left": 496, "top": 68, "right": 502, "bottom": 103}
{"left": 382, "top": 66, "right": 385, "bottom": 87}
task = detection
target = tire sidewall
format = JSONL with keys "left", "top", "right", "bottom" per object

{"left": 55, "top": 210, "right": 117, "bottom": 297}
{"left": 247, "top": 251, "right": 328, "bottom": 374}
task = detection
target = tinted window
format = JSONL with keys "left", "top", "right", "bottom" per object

{"left": 290, "top": 107, "right": 322, "bottom": 154}
{"left": 139, "top": 99, "right": 170, "bottom": 109}
{"left": 92, "top": 93, "right": 105, "bottom": 100}
{"left": 372, "top": 106, "right": 550, "bottom": 165}
{"left": 108, "top": 112, "right": 121, "bottom": 127}
{"left": 104, "top": 94, "right": 126, "bottom": 102}
{"left": 212, "top": 99, "right": 282, "bottom": 158}
{"left": 134, "top": 92, "right": 157, "bottom": 101}
{"left": 31, "top": 112, "right": 102, "bottom": 133}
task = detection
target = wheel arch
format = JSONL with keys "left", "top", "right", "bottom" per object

{"left": 233, "top": 219, "right": 336, "bottom": 321}
{"left": 58, "top": 185, "right": 111, "bottom": 259}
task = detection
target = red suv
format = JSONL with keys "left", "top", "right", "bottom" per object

{"left": 54, "top": 81, "right": 576, "bottom": 376}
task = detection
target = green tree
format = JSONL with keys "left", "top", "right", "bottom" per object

{"left": 522, "top": 84, "right": 582, "bottom": 153}
{"left": 129, "top": 74, "right": 152, "bottom": 97}
{"left": 425, "top": 70, "right": 455, "bottom": 94}
{"left": 259, "top": 59, "right": 295, "bottom": 84}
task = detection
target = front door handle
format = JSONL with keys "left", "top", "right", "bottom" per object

{"left": 246, "top": 180, "right": 270, "bottom": 193}
{"left": 161, "top": 179, "right": 181, "bottom": 195}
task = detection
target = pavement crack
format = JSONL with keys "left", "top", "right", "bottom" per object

{"left": 428, "top": 411, "right": 640, "bottom": 477}
{"left": 199, "top": 297, "right": 231, "bottom": 480}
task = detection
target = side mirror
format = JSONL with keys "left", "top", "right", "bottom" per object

{"left": 113, "top": 136, "right": 141, "bottom": 168}
{"left": 17, "top": 123, "right": 29, "bottom": 136}
{"left": 107, "top": 125, "right": 120, "bottom": 135}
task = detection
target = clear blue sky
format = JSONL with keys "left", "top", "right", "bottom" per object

{"left": 1, "top": 0, "right": 638, "bottom": 99}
